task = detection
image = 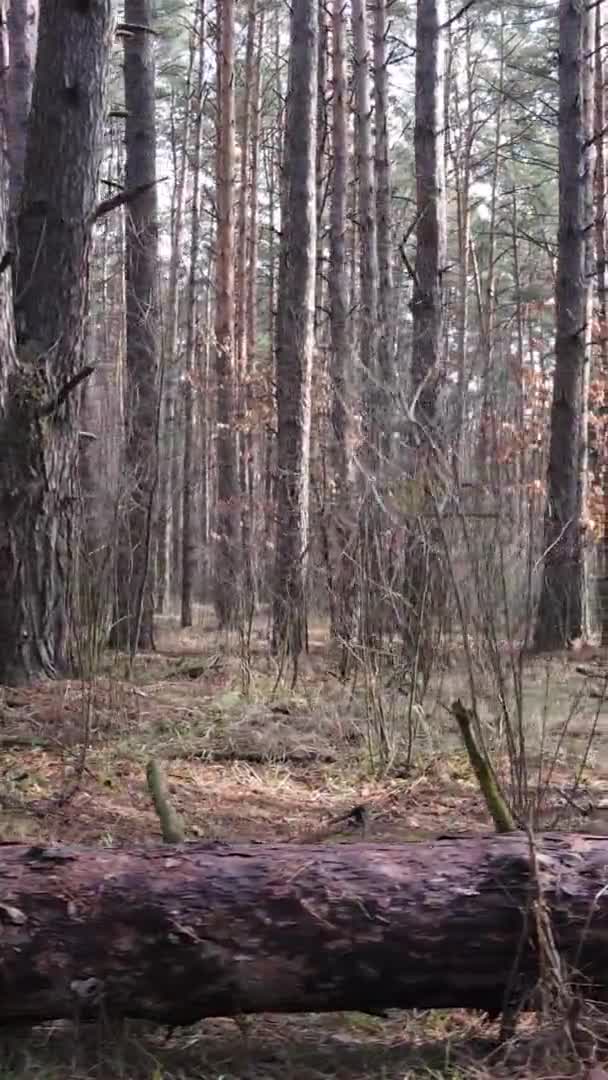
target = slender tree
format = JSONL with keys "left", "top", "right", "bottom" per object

{"left": 112, "top": 0, "right": 160, "bottom": 652}
{"left": 594, "top": 1, "right": 608, "bottom": 645}
{"left": 411, "top": 0, "right": 447, "bottom": 433}
{"left": 181, "top": 1, "right": 205, "bottom": 628}
{"left": 328, "top": 0, "right": 354, "bottom": 657}
{"left": 352, "top": 0, "right": 382, "bottom": 649}
{"left": 0, "top": 0, "right": 113, "bottom": 682}
{"left": 534, "top": 0, "right": 595, "bottom": 650}
{"left": 214, "top": 0, "right": 239, "bottom": 628}
{"left": 272, "top": 0, "right": 318, "bottom": 661}
{"left": 156, "top": 60, "right": 194, "bottom": 613}
{"left": 235, "top": 0, "right": 257, "bottom": 617}
{"left": 373, "top": 0, "right": 393, "bottom": 445}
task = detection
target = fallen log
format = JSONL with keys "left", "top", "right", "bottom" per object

{"left": 0, "top": 833, "right": 607, "bottom": 1026}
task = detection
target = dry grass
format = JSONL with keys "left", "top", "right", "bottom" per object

{"left": 2, "top": 612, "right": 608, "bottom": 1077}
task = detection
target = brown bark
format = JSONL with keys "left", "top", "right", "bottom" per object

{"left": 271, "top": 0, "right": 318, "bottom": 661}
{"left": 2, "top": 834, "right": 608, "bottom": 1024}
{"left": 262, "top": 15, "right": 282, "bottom": 591}
{"left": 400, "top": 0, "right": 448, "bottom": 671}
{"left": 235, "top": 0, "right": 258, "bottom": 620}
{"left": 411, "top": 0, "right": 447, "bottom": 431}
{"left": 243, "top": 10, "right": 263, "bottom": 606}
{"left": 352, "top": 0, "right": 383, "bottom": 653}
{"left": 535, "top": 0, "right": 595, "bottom": 651}
{"left": 235, "top": 0, "right": 256, "bottom": 383}
{"left": 0, "top": 0, "right": 113, "bottom": 684}
{"left": 595, "top": 2, "right": 608, "bottom": 645}
{"left": 112, "top": 0, "right": 159, "bottom": 653}
{"left": 328, "top": 0, "right": 355, "bottom": 661}
{"left": 213, "top": 0, "right": 239, "bottom": 629}
{"left": 181, "top": 1, "right": 205, "bottom": 629}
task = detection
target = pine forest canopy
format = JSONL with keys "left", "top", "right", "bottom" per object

{"left": 0, "top": 0, "right": 604, "bottom": 684}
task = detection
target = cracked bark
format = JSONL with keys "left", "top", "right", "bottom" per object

{"left": 0, "top": 833, "right": 608, "bottom": 1024}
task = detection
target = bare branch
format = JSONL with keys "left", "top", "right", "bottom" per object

{"left": 38, "top": 365, "right": 95, "bottom": 417}
{"left": 92, "top": 178, "right": 167, "bottom": 222}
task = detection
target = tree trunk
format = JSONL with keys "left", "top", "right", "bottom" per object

{"left": 5, "top": 0, "right": 38, "bottom": 221}
{"left": 112, "top": 0, "right": 160, "bottom": 654}
{"left": 447, "top": 13, "right": 473, "bottom": 456}
{"left": 373, "top": 0, "right": 393, "bottom": 450}
{"left": 234, "top": 0, "right": 257, "bottom": 622}
{"left": 352, "top": 0, "right": 382, "bottom": 653}
{"left": 328, "top": 0, "right": 355, "bottom": 665}
{"left": 213, "top": 0, "right": 239, "bottom": 629}
{"left": 411, "top": 0, "right": 447, "bottom": 432}
{"left": 181, "top": 0, "right": 205, "bottom": 629}
{"left": 399, "top": 0, "right": 447, "bottom": 671}
{"left": 595, "top": 1, "right": 608, "bottom": 645}
{"left": 534, "top": 0, "right": 595, "bottom": 651}
{"left": 156, "top": 72, "right": 193, "bottom": 614}
{"left": 271, "top": 0, "right": 318, "bottom": 662}
{"left": 0, "top": 0, "right": 113, "bottom": 685}
{"left": 475, "top": 10, "right": 504, "bottom": 487}
{"left": 3, "top": 834, "right": 608, "bottom": 1024}
{"left": 0, "top": 33, "right": 18, "bottom": 584}
{"left": 244, "top": 10, "right": 263, "bottom": 607}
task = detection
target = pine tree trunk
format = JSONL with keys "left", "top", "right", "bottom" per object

{"left": 5, "top": 0, "right": 38, "bottom": 222}
{"left": 271, "top": 0, "right": 318, "bottom": 662}
{"left": 156, "top": 74, "right": 193, "bottom": 614}
{"left": 262, "top": 16, "right": 281, "bottom": 599}
{"left": 534, "top": 0, "right": 595, "bottom": 651}
{"left": 235, "top": 0, "right": 257, "bottom": 620}
{"left": 244, "top": 10, "right": 263, "bottom": 606}
{"left": 373, "top": 0, "right": 393, "bottom": 446}
{"left": 595, "top": 2, "right": 608, "bottom": 645}
{"left": 411, "top": 0, "right": 447, "bottom": 431}
{"left": 476, "top": 12, "right": 504, "bottom": 486}
{"left": 0, "top": 0, "right": 113, "bottom": 684}
{"left": 352, "top": 0, "right": 382, "bottom": 652}
{"left": 181, "top": 0, "right": 205, "bottom": 629}
{"left": 213, "top": 0, "right": 239, "bottom": 629}
{"left": 328, "top": 0, "right": 355, "bottom": 664}
{"left": 402, "top": 0, "right": 447, "bottom": 664}
{"left": 112, "top": 0, "right": 160, "bottom": 653}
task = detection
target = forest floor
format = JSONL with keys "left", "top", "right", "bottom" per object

{"left": 2, "top": 610, "right": 608, "bottom": 1079}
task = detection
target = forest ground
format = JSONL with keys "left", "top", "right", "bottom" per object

{"left": 2, "top": 610, "right": 608, "bottom": 1079}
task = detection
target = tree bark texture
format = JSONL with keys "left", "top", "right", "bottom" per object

{"left": 5, "top": 0, "right": 38, "bottom": 220}
{"left": 535, "top": 0, "right": 595, "bottom": 651}
{"left": 595, "top": 1, "right": 608, "bottom": 645}
{"left": 0, "top": 0, "right": 113, "bottom": 684}
{"left": 112, "top": 0, "right": 160, "bottom": 653}
{"left": 156, "top": 68, "right": 193, "bottom": 614}
{"left": 352, "top": 0, "right": 385, "bottom": 653}
{"left": 181, "top": 1, "right": 205, "bottom": 629}
{"left": 327, "top": 0, "right": 355, "bottom": 659}
{"left": 272, "top": 0, "right": 318, "bottom": 661}
{"left": 2, "top": 834, "right": 608, "bottom": 1025}
{"left": 0, "top": 42, "right": 18, "bottom": 515}
{"left": 373, "top": 0, "right": 394, "bottom": 446}
{"left": 411, "top": 0, "right": 447, "bottom": 431}
{"left": 213, "top": 0, "right": 239, "bottom": 629}
{"left": 351, "top": 0, "right": 379, "bottom": 458}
